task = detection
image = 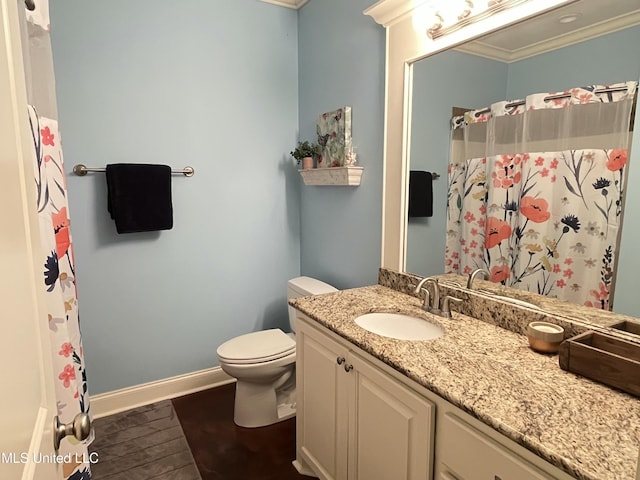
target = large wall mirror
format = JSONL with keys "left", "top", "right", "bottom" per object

{"left": 366, "top": 0, "right": 640, "bottom": 318}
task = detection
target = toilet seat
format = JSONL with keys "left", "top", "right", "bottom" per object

{"left": 217, "top": 329, "right": 296, "bottom": 365}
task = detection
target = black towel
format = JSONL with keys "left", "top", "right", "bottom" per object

{"left": 106, "top": 163, "right": 173, "bottom": 234}
{"left": 408, "top": 170, "right": 433, "bottom": 218}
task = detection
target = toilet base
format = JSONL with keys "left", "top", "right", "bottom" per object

{"left": 233, "top": 370, "right": 296, "bottom": 428}
{"left": 277, "top": 402, "right": 296, "bottom": 422}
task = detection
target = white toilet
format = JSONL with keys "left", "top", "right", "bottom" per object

{"left": 216, "top": 276, "right": 338, "bottom": 428}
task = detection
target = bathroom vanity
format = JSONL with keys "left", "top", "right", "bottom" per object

{"left": 290, "top": 274, "right": 640, "bottom": 480}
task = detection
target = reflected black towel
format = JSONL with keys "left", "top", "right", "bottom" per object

{"left": 408, "top": 170, "right": 433, "bottom": 218}
{"left": 106, "top": 163, "right": 173, "bottom": 234}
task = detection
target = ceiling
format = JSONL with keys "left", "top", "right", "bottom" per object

{"left": 259, "top": 0, "right": 308, "bottom": 9}
{"left": 456, "top": 0, "right": 640, "bottom": 62}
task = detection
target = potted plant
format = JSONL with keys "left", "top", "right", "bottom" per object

{"left": 290, "top": 141, "right": 320, "bottom": 170}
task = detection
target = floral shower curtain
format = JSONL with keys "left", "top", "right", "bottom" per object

{"left": 445, "top": 81, "right": 637, "bottom": 309}
{"left": 22, "top": 1, "right": 92, "bottom": 479}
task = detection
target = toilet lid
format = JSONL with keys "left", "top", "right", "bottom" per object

{"left": 217, "top": 329, "right": 296, "bottom": 364}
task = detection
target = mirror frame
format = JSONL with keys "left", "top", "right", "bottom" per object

{"left": 364, "top": 0, "right": 579, "bottom": 271}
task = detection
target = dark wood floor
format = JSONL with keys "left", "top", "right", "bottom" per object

{"left": 172, "top": 383, "right": 307, "bottom": 480}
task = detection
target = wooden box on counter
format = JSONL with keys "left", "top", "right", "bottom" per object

{"left": 559, "top": 331, "right": 640, "bottom": 398}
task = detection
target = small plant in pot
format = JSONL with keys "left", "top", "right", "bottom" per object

{"left": 290, "top": 141, "right": 321, "bottom": 170}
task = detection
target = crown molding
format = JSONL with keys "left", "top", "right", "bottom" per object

{"left": 454, "top": 41, "right": 513, "bottom": 62}
{"left": 455, "top": 9, "right": 640, "bottom": 62}
{"left": 259, "top": 0, "right": 309, "bottom": 9}
{"left": 364, "top": 0, "right": 431, "bottom": 27}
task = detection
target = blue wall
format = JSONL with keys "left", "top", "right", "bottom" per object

{"left": 50, "top": 0, "right": 300, "bottom": 394}
{"left": 407, "top": 51, "right": 508, "bottom": 276}
{"left": 297, "top": 0, "right": 385, "bottom": 289}
{"left": 506, "top": 26, "right": 640, "bottom": 98}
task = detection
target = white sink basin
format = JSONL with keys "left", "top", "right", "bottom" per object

{"left": 354, "top": 312, "right": 443, "bottom": 341}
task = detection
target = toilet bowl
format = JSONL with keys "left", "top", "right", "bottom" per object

{"left": 217, "top": 276, "right": 337, "bottom": 428}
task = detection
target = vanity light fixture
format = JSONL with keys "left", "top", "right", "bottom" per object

{"left": 458, "top": 0, "right": 474, "bottom": 20}
{"left": 427, "top": 0, "right": 531, "bottom": 39}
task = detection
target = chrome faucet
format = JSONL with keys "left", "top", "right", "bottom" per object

{"left": 413, "top": 277, "right": 440, "bottom": 314}
{"left": 441, "top": 296, "right": 463, "bottom": 318}
{"left": 424, "top": 278, "right": 440, "bottom": 314}
{"left": 414, "top": 277, "right": 464, "bottom": 318}
{"left": 413, "top": 277, "right": 431, "bottom": 312}
{"left": 467, "top": 268, "right": 490, "bottom": 289}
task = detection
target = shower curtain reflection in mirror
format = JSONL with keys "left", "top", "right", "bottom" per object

{"left": 445, "top": 81, "right": 637, "bottom": 309}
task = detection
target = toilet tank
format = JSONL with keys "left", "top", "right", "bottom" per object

{"left": 287, "top": 276, "right": 338, "bottom": 332}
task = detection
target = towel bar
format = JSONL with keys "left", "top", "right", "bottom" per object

{"left": 72, "top": 164, "right": 195, "bottom": 177}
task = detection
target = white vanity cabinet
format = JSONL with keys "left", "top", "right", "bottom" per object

{"left": 294, "top": 315, "right": 435, "bottom": 480}
{"left": 294, "top": 312, "right": 579, "bottom": 480}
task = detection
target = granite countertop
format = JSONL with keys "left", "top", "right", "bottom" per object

{"left": 290, "top": 285, "right": 640, "bottom": 480}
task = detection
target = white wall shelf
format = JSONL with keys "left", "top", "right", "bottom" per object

{"left": 299, "top": 166, "right": 364, "bottom": 186}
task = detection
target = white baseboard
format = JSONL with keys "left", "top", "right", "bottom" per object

{"left": 90, "top": 367, "right": 235, "bottom": 419}
{"left": 292, "top": 459, "right": 317, "bottom": 477}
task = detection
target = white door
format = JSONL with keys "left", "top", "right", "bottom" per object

{"left": 0, "top": 0, "right": 61, "bottom": 478}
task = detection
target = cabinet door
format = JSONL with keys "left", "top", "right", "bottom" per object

{"left": 348, "top": 353, "right": 435, "bottom": 480}
{"left": 439, "top": 413, "right": 554, "bottom": 480}
{"left": 297, "top": 322, "right": 350, "bottom": 480}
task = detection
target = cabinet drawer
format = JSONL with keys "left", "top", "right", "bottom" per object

{"left": 439, "top": 413, "right": 553, "bottom": 480}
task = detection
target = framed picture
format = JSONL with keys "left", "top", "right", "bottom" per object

{"left": 316, "top": 106, "right": 352, "bottom": 168}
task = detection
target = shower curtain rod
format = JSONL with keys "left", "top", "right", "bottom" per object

{"left": 473, "top": 85, "right": 630, "bottom": 115}
{"left": 72, "top": 164, "right": 195, "bottom": 177}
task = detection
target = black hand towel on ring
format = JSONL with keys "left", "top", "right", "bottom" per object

{"left": 408, "top": 170, "right": 433, "bottom": 218}
{"left": 106, "top": 163, "right": 173, "bottom": 234}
